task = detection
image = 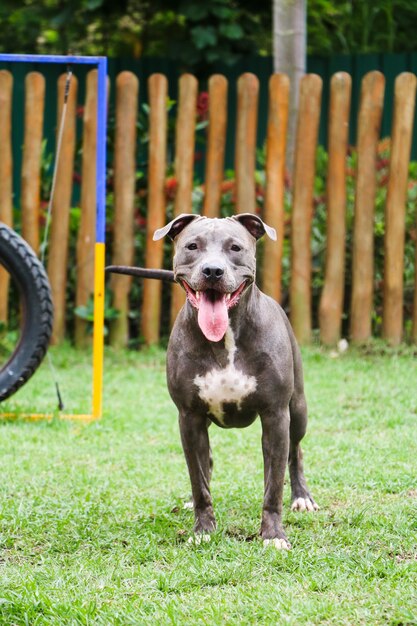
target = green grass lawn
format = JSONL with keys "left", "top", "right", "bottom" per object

{"left": 0, "top": 344, "right": 416, "bottom": 625}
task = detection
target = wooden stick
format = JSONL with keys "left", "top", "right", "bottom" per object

{"left": 319, "top": 72, "right": 352, "bottom": 345}
{"left": 0, "top": 70, "right": 13, "bottom": 323}
{"left": 412, "top": 233, "right": 417, "bottom": 343}
{"left": 235, "top": 73, "right": 259, "bottom": 215}
{"left": 290, "top": 74, "right": 322, "bottom": 344}
{"left": 383, "top": 72, "right": 417, "bottom": 345}
{"left": 141, "top": 74, "right": 168, "bottom": 345}
{"left": 350, "top": 72, "right": 385, "bottom": 343}
{"left": 109, "top": 71, "right": 139, "bottom": 349}
{"left": 107, "top": 266, "right": 175, "bottom": 282}
{"left": 174, "top": 74, "right": 198, "bottom": 216}
{"left": 47, "top": 74, "right": 78, "bottom": 344}
{"left": 21, "top": 72, "right": 45, "bottom": 254}
{"left": 262, "top": 73, "right": 289, "bottom": 303}
{"left": 75, "top": 70, "right": 99, "bottom": 347}
{"left": 170, "top": 73, "right": 198, "bottom": 327}
{"left": 203, "top": 75, "right": 228, "bottom": 218}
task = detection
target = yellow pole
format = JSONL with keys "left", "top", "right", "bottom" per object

{"left": 92, "top": 241, "right": 105, "bottom": 418}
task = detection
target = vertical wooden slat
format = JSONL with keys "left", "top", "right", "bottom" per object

{"left": 262, "top": 74, "right": 289, "bottom": 303}
{"left": 319, "top": 72, "right": 352, "bottom": 345}
{"left": 75, "top": 69, "right": 99, "bottom": 347}
{"left": 383, "top": 72, "right": 417, "bottom": 345}
{"left": 203, "top": 75, "right": 228, "bottom": 218}
{"left": 21, "top": 72, "right": 45, "bottom": 254}
{"left": 48, "top": 74, "right": 78, "bottom": 344}
{"left": 0, "top": 70, "right": 13, "bottom": 227}
{"left": 235, "top": 73, "right": 259, "bottom": 215}
{"left": 350, "top": 72, "right": 385, "bottom": 343}
{"left": 412, "top": 238, "right": 417, "bottom": 344}
{"left": 170, "top": 73, "right": 198, "bottom": 327}
{"left": 109, "top": 71, "right": 139, "bottom": 349}
{"left": 141, "top": 74, "right": 168, "bottom": 345}
{"left": 0, "top": 70, "right": 13, "bottom": 323}
{"left": 0, "top": 70, "right": 13, "bottom": 322}
{"left": 174, "top": 74, "right": 198, "bottom": 214}
{"left": 290, "top": 74, "right": 323, "bottom": 344}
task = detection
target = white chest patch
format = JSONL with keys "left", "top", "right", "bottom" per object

{"left": 194, "top": 328, "right": 257, "bottom": 423}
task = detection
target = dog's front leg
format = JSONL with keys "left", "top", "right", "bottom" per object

{"left": 179, "top": 412, "right": 216, "bottom": 535}
{"left": 260, "top": 407, "right": 291, "bottom": 549}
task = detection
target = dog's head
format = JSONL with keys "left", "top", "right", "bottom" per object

{"left": 154, "top": 214, "right": 276, "bottom": 342}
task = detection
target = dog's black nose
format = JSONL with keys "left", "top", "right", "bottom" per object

{"left": 202, "top": 264, "right": 224, "bottom": 280}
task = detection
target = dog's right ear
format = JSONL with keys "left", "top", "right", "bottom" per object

{"left": 153, "top": 214, "right": 201, "bottom": 241}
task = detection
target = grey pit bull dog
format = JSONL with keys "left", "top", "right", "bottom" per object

{"left": 152, "top": 212, "right": 318, "bottom": 550}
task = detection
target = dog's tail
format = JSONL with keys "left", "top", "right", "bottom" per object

{"left": 105, "top": 265, "right": 175, "bottom": 283}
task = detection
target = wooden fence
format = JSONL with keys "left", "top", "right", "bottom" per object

{"left": 0, "top": 68, "right": 416, "bottom": 348}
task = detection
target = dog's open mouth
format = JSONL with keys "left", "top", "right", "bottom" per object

{"left": 182, "top": 281, "right": 247, "bottom": 342}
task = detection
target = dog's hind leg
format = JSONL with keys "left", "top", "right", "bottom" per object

{"left": 287, "top": 329, "right": 319, "bottom": 513}
{"left": 288, "top": 389, "right": 319, "bottom": 512}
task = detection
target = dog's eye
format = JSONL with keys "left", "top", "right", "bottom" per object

{"left": 231, "top": 244, "right": 241, "bottom": 252}
{"left": 187, "top": 243, "right": 198, "bottom": 251}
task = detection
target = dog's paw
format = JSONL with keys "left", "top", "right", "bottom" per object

{"left": 263, "top": 537, "right": 291, "bottom": 550}
{"left": 291, "top": 496, "right": 319, "bottom": 512}
{"left": 187, "top": 533, "right": 211, "bottom": 545}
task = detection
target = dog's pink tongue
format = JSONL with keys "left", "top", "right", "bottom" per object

{"left": 198, "top": 292, "right": 229, "bottom": 342}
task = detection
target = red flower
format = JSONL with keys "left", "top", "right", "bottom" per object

{"left": 135, "top": 212, "right": 147, "bottom": 228}
{"left": 284, "top": 170, "right": 292, "bottom": 190}
{"left": 376, "top": 158, "right": 390, "bottom": 171}
{"left": 165, "top": 176, "right": 178, "bottom": 201}
{"left": 220, "top": 180, "right": 235, "bottom": 194}
{"left": 255, "top": 183, "right": 265, "bottom": 198}
{"left": 196, "top": 92, "right": 209, "bottom": 121}
{"left": 378, "top": 138, "right": 391, "bottom": 154}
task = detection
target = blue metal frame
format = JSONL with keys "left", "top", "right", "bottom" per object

{"left": 0, "top": 53, "right": 107, "bottom": 244}
{"left": 0, "top": 53, "right": 108, "bottom": 418}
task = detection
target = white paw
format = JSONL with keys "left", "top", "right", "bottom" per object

{"left": 183, "top": 501, "right": 194, "bottom": 511}
{"left": 263, "top": 538, "right": 291, "bottom": 550}
{"left": 291, "top": 497, "right": 319, "bottom": 512}
{"left": 187, "top": 533, "right": 211, "bottom": 545}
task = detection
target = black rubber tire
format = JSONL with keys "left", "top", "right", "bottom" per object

{"left": 0, "top": 223, "right": 53, "bottom": 402}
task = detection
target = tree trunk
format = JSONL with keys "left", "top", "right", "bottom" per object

{"left": 272, "top": 0, "right": 306, "bottom": 173}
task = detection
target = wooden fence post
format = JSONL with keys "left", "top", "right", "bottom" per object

{"left": 350, "top": 72, "right": 385, "bottom": 343}
{"left": 170, "top": 73, "right": 198, "bottom": 327}
{"left": 141, "top": 74, "right": 168, "bottom": 345}
{"left": 0, "top": 70, "right": 13, "bottom": 323}
{"left": 48, "top": 74, "right": 78, "bottom": 344}
{"left": 319, "top": 72, "right": 352, "bottom": 344}
{"left": 75, "top": 69, "right": 99, "bottom": 347}
{"left": 203, "top": 75, "right": 228, "bottom": 218}
{"left": 262, "top": 73, "right": 289, "bottom": 303}
{"left": 383, "top": 72, "right": 417, "bottom": 345}
{"left": 290, "top": 74, "right": 322, "bottom": 344}
{"left": 21, "top": 72, "right": 45, "bottom": 254}
{"left": 413, "top": 240, "right": 417, "bottom": 344}
{"left": 0, "top": 70, "right": 13, "bottom": 229}
{"left": 235, "top": 73, "right": 259, "bottom": 214}
{"left": 109, "top": 71, "right": 139, "bottom": 349}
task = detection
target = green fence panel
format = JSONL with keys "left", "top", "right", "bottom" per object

{"left": 1, "top": 52, "right": 416, "bottom": 209}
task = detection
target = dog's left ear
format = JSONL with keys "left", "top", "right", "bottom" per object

{"left": 153, "top": 214, "right": 201, "bottom": 241}
{"left": 232, "top": 214, "right": 277, "bottom": 241}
